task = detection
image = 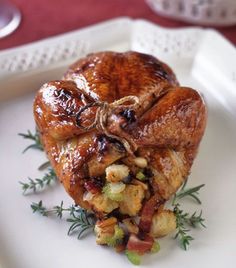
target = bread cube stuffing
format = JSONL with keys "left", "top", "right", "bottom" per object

{"left": 95, "top": 217, "right": 117, "bottom": 245}
{"left": 88, "top": 193, "right": 119, "bottom": 214}
{"left": 119, "top": 185, "right": 145, "bottom": 216}
{"left": 95, "top": 217, "right": 124, "bottom": 246}
{"left": 150, "top": 210, "right": 176, "bottom": 238}
{"left": 105, "top": 164, "right": 130, "bottom": 182}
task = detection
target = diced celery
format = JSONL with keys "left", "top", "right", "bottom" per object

{"left": 107, "top": 191, "right": 124, "bottom": 201}
{"left": 106, "top": 225, "right": 124, "bottom": 247}
{"left": 109, "top": 182, "right": 126, "bottom": 193}
{"left": 125, "top": 250, "right": 141, "bottom": 265}
{"left": 151, "top": 241, "right": 161, "bottom": 253}
{"left": 103, "top": 183, "right": 124, "bottom": 201}
{"left": 136, "top": 171, "right": 146, "bottom": 181}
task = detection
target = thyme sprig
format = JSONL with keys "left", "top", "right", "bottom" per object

{"left": 173, "top": 203, "right": 205, "bottom": 250}
{"left": 173, "top": 182, "right": 205, "bottom": 205}
{"left": 187, "top": 210, "right": 206, "bottom": 228}
{"left": 173, "top": 204, "right": 193, "bottom": 250}
{"left": 31, "top": 200, "right": 48, "bottom": 216}
{"left": 19, "top": 129, "right": 43, "bottom": 153}
{"left": 19, "top": 168, "right": 57, "bottom": 194}
{"left": 31, "top": 200, "right": 96, "bottom": 239}
{"left": 172, "top": 182, "right": 206, "bottom": 250}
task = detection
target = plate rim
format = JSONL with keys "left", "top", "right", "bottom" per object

{"left": 1, "top": 17, "right": 235, "bottom": 80}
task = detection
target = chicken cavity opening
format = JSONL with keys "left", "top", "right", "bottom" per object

{"left": 83, "top": 156, "right": 151, "bottom": 217}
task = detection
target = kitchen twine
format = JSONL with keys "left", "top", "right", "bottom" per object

{"left": 76, "top": 95, "right": 140, "bottom": 155}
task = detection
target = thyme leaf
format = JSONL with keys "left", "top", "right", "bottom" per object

{"left": 187, "top": 210, "right": 206, "bottom": 228}
{"left": 38, "top": 161, "right": 51, "bottom": 171}
{"left": 31, "top": 200, "right": 48, "bottom": 216}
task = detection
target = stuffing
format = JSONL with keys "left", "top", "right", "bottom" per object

{"left": 95, "top": 217, "right": 117, "bottom": 245}
{"left": 150, "top": 210, "right": 176, "bottom": 238}
{"left": 103, "top": 182, "right": 126, "bottom": 201}
{"left": 122, "top": 218, "right": 139, "bottom": 234}
{"left": 119, "top": 185, "right": 145, "bottom": 216}
{"left": 88, "top": 193, "right": 119, "bottom": 214}
{"left": 105, "top": 164, "right": 130, "bottom": 182}
{"left": 95, "top": 217, "right": 124, "bottom": 246}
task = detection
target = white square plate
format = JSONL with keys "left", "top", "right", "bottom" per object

{"left": 0, "top": 18, "right": 236, "bottom": 268}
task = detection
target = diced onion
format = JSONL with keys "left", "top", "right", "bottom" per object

{"left": 105, "top": 164, "right": 130, "bottom": 182}
{"left": 109, "top": 182, "right": 126, "bottom": 194}
{"left": 83, "top": 191, "right": 94, "bottom": 201}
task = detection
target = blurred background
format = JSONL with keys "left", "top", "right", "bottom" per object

{"left": 0, "top": 0, "right": 236, "bottom": 50}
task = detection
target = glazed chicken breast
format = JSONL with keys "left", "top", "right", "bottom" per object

{"left": 34, "top": 51, "right": 207, "bottom": 251}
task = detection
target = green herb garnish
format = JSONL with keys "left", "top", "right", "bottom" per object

{"left": 172, "top": 182, "right": 206, "bottom": 250}
{"left": 31, "top": 200, "right": 96, "bottom": 239}
{"left": 19, "top": 168, "right": 57, "bottom": 194}
{"left": 173, "top": 181, "right": 205, "bottom": 205}
{"left": 19, "top": 129, "right": 43, "bottom": 153}
{"left": 38, "top": 160, "right": 51, "bottom": 171}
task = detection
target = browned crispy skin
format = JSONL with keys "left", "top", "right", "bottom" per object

{"left": 63, "top": 51, "right": 179, "bottom": 115}
{"left": 33, "top": 51, "right": 207, "bottom": 216}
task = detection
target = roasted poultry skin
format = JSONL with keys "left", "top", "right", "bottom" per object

{"left": 34, "top": 51, "right": 207, "bottom": 247}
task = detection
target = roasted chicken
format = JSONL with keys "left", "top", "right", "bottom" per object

{"left": 34, "top": 51, "right": 207, "bottom": 252}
